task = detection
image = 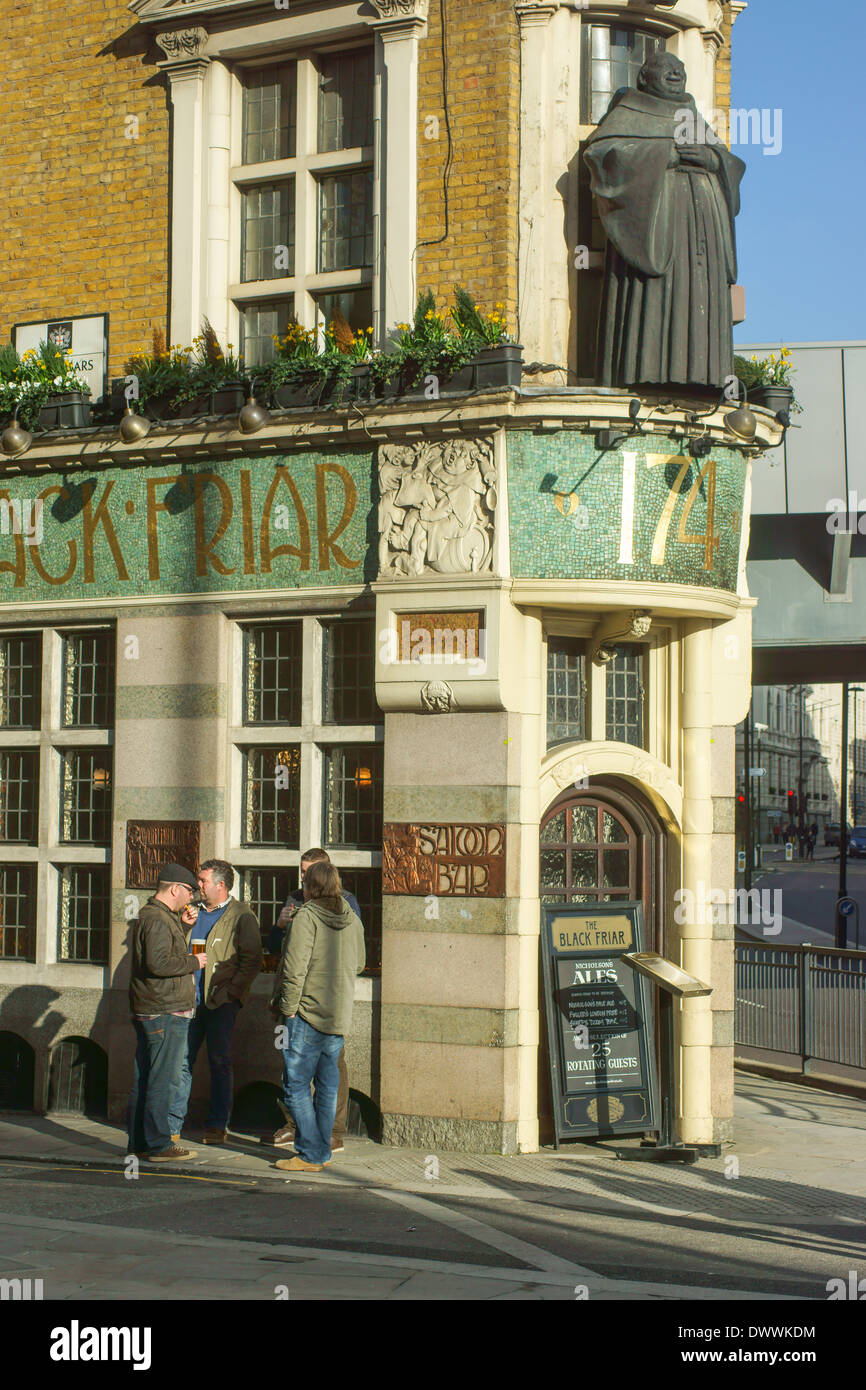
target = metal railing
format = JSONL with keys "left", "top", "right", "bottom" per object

{"left": 735, "top": 941, "right": 866, "bottom": 1075}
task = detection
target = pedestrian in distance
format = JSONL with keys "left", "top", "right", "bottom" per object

{"left": 168, "top": 859, "right": 262, "bottom": 1146}
{"left": 127, "top": 863, "right": 206, "bottom": 1162}
{"left": 270, "top": 860, "right": 365, "bottom": 1173}
{"left": 268, "top": 848, "right": 362, "bottom": 1156}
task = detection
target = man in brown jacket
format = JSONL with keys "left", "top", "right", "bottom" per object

{"left": 168, "top": 859, "right": 262, "bottom": 1145}
{"left": 127, "top": 863, "right": 206, "bottom": 1162}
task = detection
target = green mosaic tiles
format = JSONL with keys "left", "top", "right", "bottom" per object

{"left": 507, "top": 431, "right": 748, "bottom": 591}
{"left": 0, "top": 449, "right": 376, "bottom": 602}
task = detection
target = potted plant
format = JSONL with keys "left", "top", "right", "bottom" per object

{"left": 451, "top": 286, "right": 523, "bottom": 388}
{"left": 733, "top": 349, "right": 799, "bottom": 415}
{"left": 265, "top": 319, "right": 332, "bottom": 408}
{"left": 187, "top": 319, "right": 246, "bottom": 414}
{"left": 5, "top": 342, "right": 93, "bottom": 429}
{"left": 0, "top": 344, "right": 52, "bottom": 431}
{"left": 127, "top": 331, "right": 199, "bottom": 419}
{"left": 371, "top": 291, "right": 479, "bottom": 398}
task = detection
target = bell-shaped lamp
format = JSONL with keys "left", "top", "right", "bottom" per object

{"left": 238, "top": 392, "right": 271, "bottom": 434}
{"left": 119, "top": 403, "right": 151, "bottom": 443}
{"left": 1, "top": 409, "right": 34, "bottom": 460}
{"left": 724, "top": 403, "right": 757, "bottom": 443}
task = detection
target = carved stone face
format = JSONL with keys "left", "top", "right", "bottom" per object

{"left": 639, "top": 52, "right": 687, "bottom": 101}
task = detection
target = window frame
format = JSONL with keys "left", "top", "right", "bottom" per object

{"left": 230, "top": 43, "right": 376, "bottom": 366}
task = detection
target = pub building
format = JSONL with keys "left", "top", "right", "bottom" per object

{"left": 0, "top": 0, "right": 779, "bottom": 1151}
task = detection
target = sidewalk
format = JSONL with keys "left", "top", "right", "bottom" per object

{"left": 1, "top": 1070, "right": 864, "bottom": 1207}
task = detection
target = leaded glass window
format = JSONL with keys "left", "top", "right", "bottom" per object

{"left": 338, "top": 866, "right": 381, "bottom": 972}
{"left": 323, "top": 744, "right": 383, "bottom": 847}
{"left": 244, "top": 623, "right": 302, "bottom": 725}
{"left": 0, "top": 750, "right": 38, "bottom": 843}
{"left": 539, "top": 801, "right": 634, "bottom": 905}
{"left": 241, "top": 867, "right": 292, "bottom": 949}
{"left": 547, "top": 637, "right": 586, "bottom": 747}
{"left": 318, "top": 51, "right": 374, "bottom": 152}
{"left": 62, "top": 630, "right": 114, "bottom": 727}
{"left": 318, "top": 171, "right": 374, "bottom": 272}
{"left": 315, "top": 289, "right": 373, "bottom": 340}
{"left": 582, "top": 25, "right": 664, "bottom": 124}
{"left": 240, "top": 299, "right": 296, "bottom": 368}
{"left": 0, "top": 864, "right": 36, "bottom": 960}
{"left": 322, "top": 619, "right": 378, "bottom": 724}
{"left": 242, "top": 64, "right": 297, "bottom": 164}
{"left": 60, "top": 750, "right": 112, "bottom": 844}
{"left": 0, "top": 634, "right": 41, "bottom": 728}
{"left": 57, "top": 865, "right": 110, "bottom": 963}
{"left": 242, "top": 181, "right": 295, "bottom": 282}
{"left": 606, "top": 645, "right": 645, "bottom": 748}
{"left": 243, "top": 746, "right": 301, "bottom": 846}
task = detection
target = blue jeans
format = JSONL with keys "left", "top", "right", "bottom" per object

{"left": 281, "top": 1014, "right": 344, "bottom": 1165}
{"left": 127, "top": 1014, "right": 191, "bottom": 1155}
{"left": 168, "top": 1000, "right": 240, "bottom": 1134}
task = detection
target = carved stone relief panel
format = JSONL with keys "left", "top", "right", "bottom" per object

{"left": 377, "top": 438, "right": 497, "bottom": 578}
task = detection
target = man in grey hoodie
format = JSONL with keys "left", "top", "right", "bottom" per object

{"left": 270, "top": 859, "right": 365, "bottom": 1172}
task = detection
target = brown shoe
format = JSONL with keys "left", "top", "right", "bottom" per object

{"left": 275, "top": 1155, "right": 323, "bottom": 1173}
{"left": 201, "top": 1129, "right": 227, "bottom": 1144}
{"left": 330, "top": 1138, "right": 344, "bottom": 1154}
{"left": 147, "top": 1145, "right": 193, "bottom": 1162}
{"left": 269, "top": 1123, "right": 295, "bottom": 1148}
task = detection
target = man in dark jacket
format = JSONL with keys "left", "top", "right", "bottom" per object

{"left": 127, "top": 863, "right": 205, "bottom": 1162}
{"left": 268, "top": 848, "right": 361, "bottom": 1154}
{"left": 168, "top": 859, "right": 262, "bottom": 1145}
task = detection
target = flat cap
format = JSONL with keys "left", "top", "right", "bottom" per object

{"left": 157, "top": 862, "right": 198, "bottom": 889}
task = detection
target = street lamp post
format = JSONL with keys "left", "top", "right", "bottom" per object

{"left": 851, "top": 686, "right": 864, "bottom": 825}
{"left": 754, "top": 722, "right": 768, "bottom": 864}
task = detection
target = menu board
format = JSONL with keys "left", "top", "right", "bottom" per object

{"left": 541, "top": 902, "right": 659, "bottom": 1142}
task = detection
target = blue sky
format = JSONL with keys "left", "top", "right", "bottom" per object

{"left": 731, "top": 0, "right": 863, "bottom": 345}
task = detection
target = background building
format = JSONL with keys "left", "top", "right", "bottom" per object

{"left": 0, "top": 1, "right": 769, "bottom": 1151}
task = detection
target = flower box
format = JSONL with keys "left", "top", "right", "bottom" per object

{"left": 473, "top": 343, "right": 523, "bottom": 388}
{"left": 272, "top": 372, "right": 336, "bottom": 409}
{"left": 750, "top": 384, "right": 794, "bottom": 416}
{"left": 37, "top": 392, "right": 92, "bottom": 430}
{"left": 208, "top": 381, "right": 247, "bottom": 415}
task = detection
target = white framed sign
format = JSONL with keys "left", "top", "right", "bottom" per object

{"left": 12, "top": 313, "right": 108, "bottom": 404}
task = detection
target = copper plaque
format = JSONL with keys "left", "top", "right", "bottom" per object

{"left": 126, "top": 820, "right": 200, "bottom": 889}
{"left": 393, "top": 611, "right": 484, "bottom": 663}
{"left": 382, "top": 822, "right": 505, "bottom": 897}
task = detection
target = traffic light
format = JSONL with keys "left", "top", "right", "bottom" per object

{"left": 787, "top": 790, "right": 796, "bottom": 818}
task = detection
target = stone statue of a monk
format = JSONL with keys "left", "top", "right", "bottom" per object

{"left": 584, "top": 51, "right": 746, "bottom": 390}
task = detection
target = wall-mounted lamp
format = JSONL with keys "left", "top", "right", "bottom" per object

{"left": 354, "top": 765, "right": 372, "bottom": 788}
{"left": 118, "top": 403, "right": 151, "bottom": 443}
{"left": 238, "top": 379, "right": 271, "bottom": 434}
{"left": 594, "top": 397, "right": 644, "bottom": 451}
{"left": 0, "top": 409, "right": 34, "bottom": 460}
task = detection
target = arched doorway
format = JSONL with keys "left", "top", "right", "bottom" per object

{"left": 538, "top": 778, "right": 667, "bottom": 1140}
{"left": 540, "top": 779, "right": 666, "bottom": 951}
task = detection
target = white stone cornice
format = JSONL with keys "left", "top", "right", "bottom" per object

{"left": 368, "top": 0, "right": 429, "bottom": 25}
{"left": 155, "top": 26, "right": 210, "bottom": 64}
{"left": 515, "top": 0, "right": 559, "bottom": 27}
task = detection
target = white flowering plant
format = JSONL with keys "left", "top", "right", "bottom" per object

{"left": 0, "top": 341, "right": 90, "bottom": 429}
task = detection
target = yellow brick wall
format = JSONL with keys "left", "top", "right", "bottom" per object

{"left": 1, "top": 0, "right": 168, "bottom": 380}
{"left": 415, "top": 0, "right": 520, "bottom": 331}
{"left": 714, "top": 1, "right": 734, "bottom": 117}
